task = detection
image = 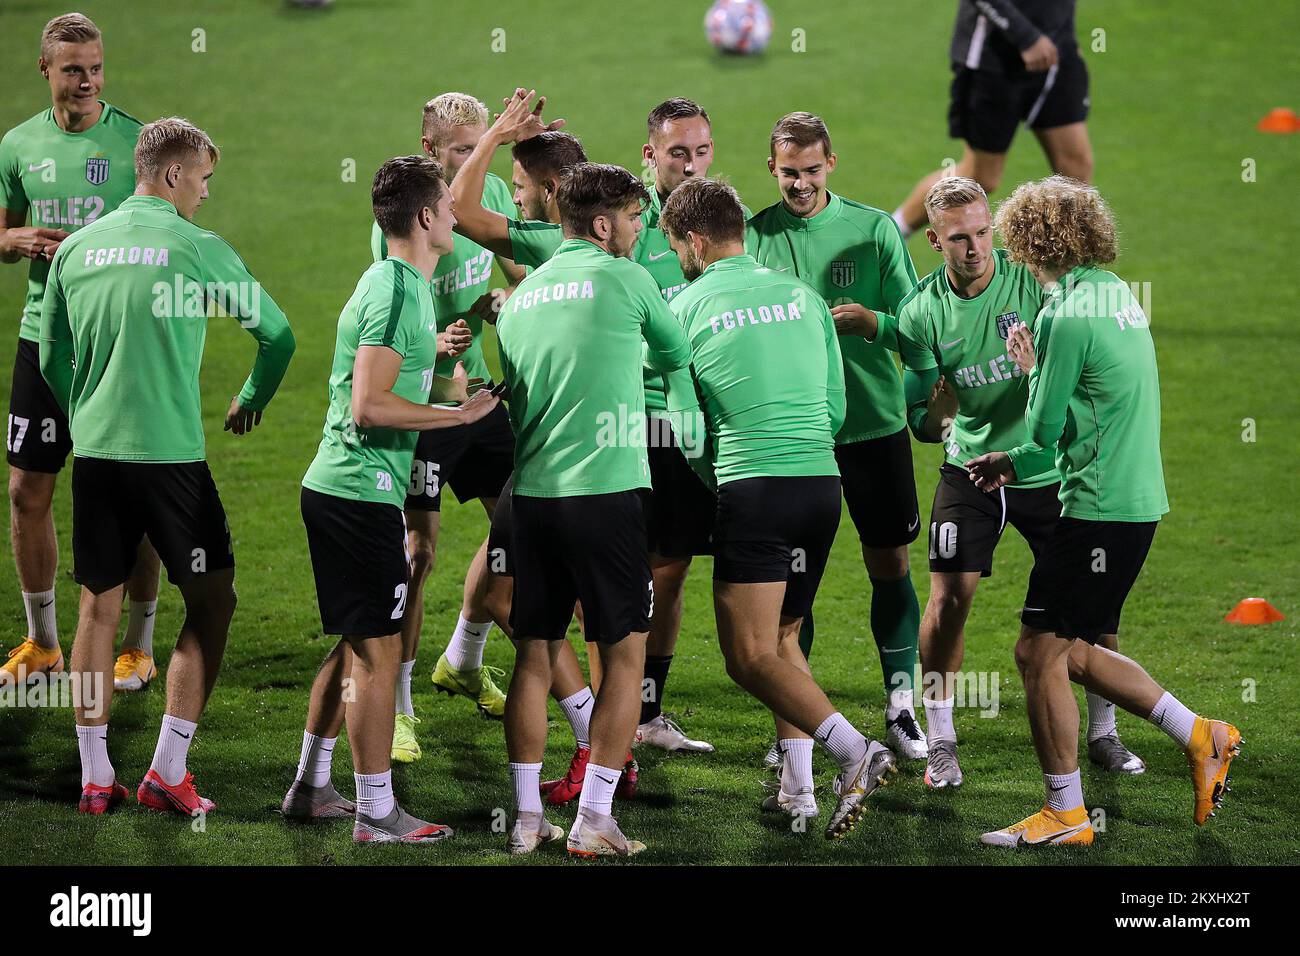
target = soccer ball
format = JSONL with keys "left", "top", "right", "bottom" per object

{"left": 705, "top": 0, "right": 774, "bottom": 56}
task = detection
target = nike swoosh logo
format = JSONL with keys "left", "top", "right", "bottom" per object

{"left": 907, "top": 514, "right": 919, "bottom": 533}
{"left": 1210, "top": 738, "right": 1219, "bottom": 760}
{"left": 647, "top": 250, "right": 673, "bottom": 261}
{"left": 1016, "top": 820, "right": 1091, "bottom": 845}
{"left": 144, "top": 610, "right": 156, "bottom": 618}
{"left": 881, "top": 646, "right": 910, "bottom": 653}
{"left": 595, "top": 774, "right": 615, "bottom": 785}
{"left": 369, "top": 782, "right": 387, "bottom": 788}
{"left": 171, "top": 729, "right": 191, "bottom": 739}
{"left": 1023, "top": 606, "right": 1046, "bottom": 613}
{"left": 27, "top": 162, "right": 52, "bottom": 172}
{"left": 575, "top": 700, "right": 589, "bottom": 710}
{"left": 1049, "top": 783, "right": 1068, "bottom": 792}
{"left": 40, "top": 600, "right": 53, "bottom": 609}
{"left": 322, "top": 746, "right": 334, "bottom": 753}
{"left": 940, "top": 337, "right": 965, "bottom": 350}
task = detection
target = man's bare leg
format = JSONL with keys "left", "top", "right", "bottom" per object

{"left": 893, "top": 144, "right": 1008, "bottom": 236}
{"left": 635, "top": 555, "right": 712, "bottom": 752}
{"left": 283, "top": 640, "right": 357, "bottom": 818}
{"left": 3, "top": 468, "right": 62, "bottom": 683}
{"left": 918, "top": 571, "right": 979, "bottom": 786}
{"left": 1033, "top": 122, "right": 1094, "bottom": 183}
{"left": 115, "top": 539, "right": 163, "bottom": 690}
{"left": 71, "top": 584, "right": 124, "bottom": 795}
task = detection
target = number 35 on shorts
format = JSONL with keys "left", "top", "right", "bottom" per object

{"left": 408, "top": 459, "right": 440, "bottom": 498}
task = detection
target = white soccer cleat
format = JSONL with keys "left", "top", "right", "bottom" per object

{"left": 761, "top": 786, "right": 818, "bottom": 819}
{"left": 506, "top": 812, "right": 565, "bottom": 855}
{"left": 825, "top": 742, "right": 896, "bottom": 840}
{"left": 924, "top": 739, "right": 964, "bottom": 789}
{"left": 635, "top": 713, "right": 715, "bottom": 753}
{"left": 566, "top": 810, "right": 645, "bottom": 858}
{"left": 886, "top": 709, "right": 928, "bottom": 760}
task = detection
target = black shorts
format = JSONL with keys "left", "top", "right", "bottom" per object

{"left": 835, "top": 428, "right": 920, "bottom": 549}
{"left": 301, "top": 487, "right": 410, "bottom": 638}
{"left": 948, "top": 50, "right": 1091, "bottom": 154}
{"left": 713, "top": 475, "right": 841, "bottom": 620}
{"left": 7, "top": 338, "right": 73, "bottom": 473}
{"left": 404, "top": 402, "right": 514, "bottom": 512}
{"left": 72, "top": 457, "right": 234, "bottom": 594}
{"left": 1021, "top": 517, "right": 1157, "bottom": 643}
{"left": 928, "top": 463, "right": 1061, "bottom": 575}
{"left": 486, "top": 473, "right": 513, "bottom": 577}
{"left": 645, "top": 417, "right": 715, "bottom": 559}
{"left": 509, "top": 490, "right": 651, "bottom": 644}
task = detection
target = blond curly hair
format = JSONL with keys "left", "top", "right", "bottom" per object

{"left": 994, "top": 176, "right": 1118, "bottom": 273}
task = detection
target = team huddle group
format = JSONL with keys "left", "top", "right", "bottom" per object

{"left": 2, "top": 13, "right": 1242, "bottom": 859}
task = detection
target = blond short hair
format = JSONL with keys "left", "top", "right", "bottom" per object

{"left": 134, "top": 117, "right": 220, "bottom": 182}
{"left": 421, "top": 93, "right": 489, "bottom": 146}
{"left": 994, "top": 176, "right": 1118, "bottom": 273}
{"left": 924, "top": 176, "right": 988, "bottom": 224}
{"left": 41, "top": 12, "right": 101, "bottom": 61}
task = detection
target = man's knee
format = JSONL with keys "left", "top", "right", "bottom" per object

{"left": 864, "top": 545, "right": 909, "bottom": 581}
{"left": 8, "top": 468, "right": 54, "bottom": 519}
{"left": 408, "top": 534, "right": 437, "bottom": 583}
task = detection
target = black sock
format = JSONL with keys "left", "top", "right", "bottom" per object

{"left": 640, "top": 654, "right": 673, "bottom": 725}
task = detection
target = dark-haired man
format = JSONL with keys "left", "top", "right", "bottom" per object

{"left": 496, "top": 162, "right": 691, "bottom": 857}
{"left": 747, "top": 112, "right": 927, "bottom": 765}
{"left": 288, "top": 155, "right": 499, "bottom": 844}
{"left": 662, "top": 177, "right": 895, "bottom": 838}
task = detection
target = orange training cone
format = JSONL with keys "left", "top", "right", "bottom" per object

{"left": 1257, "top": 107, "right": 1300, "bottom": 133}
{"left": 1224, "top": 598, "right": 1285, "bottom": 624}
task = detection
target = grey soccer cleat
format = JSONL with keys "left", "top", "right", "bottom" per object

{"left": 923, "top": 739, "right": 964, "bottom": 789}
{"left": 763, "top": 740, "right": 784, "bottom": 773}
{"left": 281, "top": 779, "right": 357, "bottom": 820}
{"left": 1088, "top": 732, "right": 1146, "bottom": 774}
{"left": 353, "top": 803, "right": 454, "bottom": 844}
{"left": 825, "top": 742, "right": 897, "bottom": 840}
{"left": 635, "top": 713, "right": 715, "bottom": 753}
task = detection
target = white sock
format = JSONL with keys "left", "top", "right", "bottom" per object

{"left": 395, "top": 659, "right": 416, "bottom": 717}
{"left": 76, "top": 724, "right": 114, "bottom": 788}
{"left": 120, "top": 600, "right": 157, "bottom": 656}
{"left": 1044, "top": 769, "right": 1084, "bottom": 811}
{"left": 22, "top": 589, "right": 57, "bottom": 650}
{"left": 444, "top": 616, "right": 492, "bottom": 671}
{"left": 891, "top": 208, "right": 914, "bottom": 239}
{"left": 576, "top": 762, "right": 621, "bottom": 819}
{"left": 1086, "top": 689, "right": 1117, "bottom": 741}
{"left": 150, "top": 714, "right": 197, "bottom": 787}
{"left": 558, "top": 687, "right": 593, "bottom": 749}
{"left": 813, "top": 712, "right": 869, "bottom": 773}
{"left": 355, "top": 770, "right": 395, "bottom": 820}
{"left": 510, "top": 761, "right": 544, "bottom": 816}
{"left": 296, "top": 731, "right": 336, "bottom": 788}
{"left": 779, "top": 738, "right": 814, "bottom": 793}
{"left": 924, "top": 695, "right": 957, "bottom": 744}
{"left": 1148, "top": 691, "right": 1196, "bottom": 748}
{"left": 886, "top": 686, "right": 915, "bottom": 720}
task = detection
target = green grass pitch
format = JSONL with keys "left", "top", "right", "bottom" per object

{"left": 1, "top": 0, "right": 1297, "bottom": 866}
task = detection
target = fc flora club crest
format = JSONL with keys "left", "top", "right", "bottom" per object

{"left": 85, "top": 157, "right": 110, "bottom": 186}
{"left": 830, "top": 260, "right": 856, "bottom": 288}
{"left": 995, "top": 310, "right": 1019, "bottom": 339}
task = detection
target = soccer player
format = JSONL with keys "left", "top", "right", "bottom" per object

{"left": 452, "top": 92, "right": 636, "bottom": 802}
{"left": 495, "top": 162, "right": 691, "bottom": 857}
{"left": 661, "top": 177, "right": 896, "bottom": 838}
{"left": 290, "top": 155, "right": 500, "bottom": 842}
{"left": 625, "top": 97, "right": 752, "bottom": 755}
{"left": 40, "top": 116, "right": 296, "bottom": 815}
{"left": 890, "top": 0, "right": 1093, "bottom": 238}
{"left": 0, "top": 12, "right": 163, "bottom": 693}
{"left": 897, "top": 176, "right": 1143, "bottom": 790}
{"left": 747, "top": 112, "right": 928, "bottom": 762}
{"left": 368, "top": 93, "right": 528, "bottom": 762}
{"left": 967, "top": 177, "right": 1240, "bottom": 845}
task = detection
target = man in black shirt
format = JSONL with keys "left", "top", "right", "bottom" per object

{"left": 891, "top": 0, "right": 1093, "bottom": 238}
